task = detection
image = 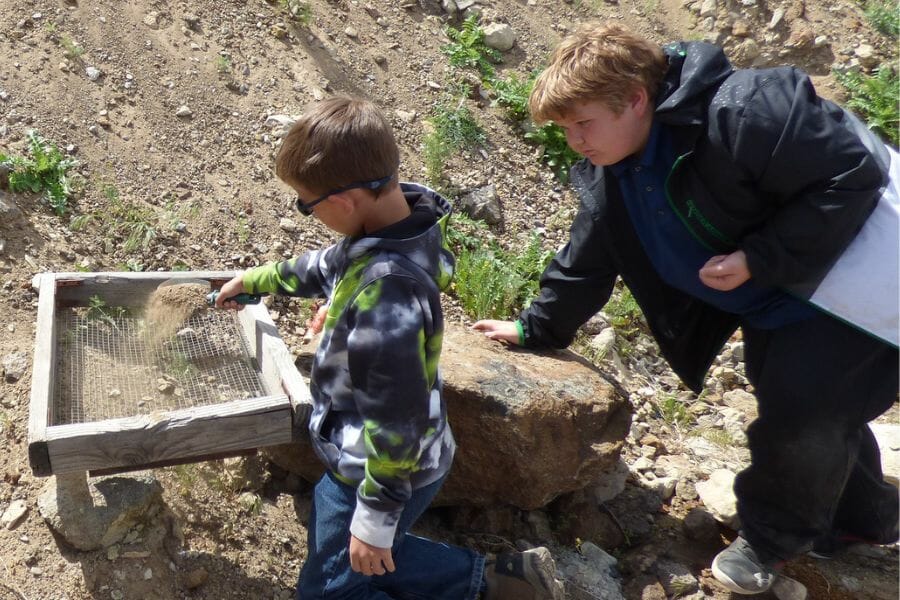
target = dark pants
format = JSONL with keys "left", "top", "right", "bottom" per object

{"left": 737, "top": 314, "right": 899, "bottom": 560}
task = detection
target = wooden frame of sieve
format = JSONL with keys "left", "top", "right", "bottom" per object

{"left": 27, "top": 271, "right": 311, "bottom": 477}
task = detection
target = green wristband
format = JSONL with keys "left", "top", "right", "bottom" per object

{"left": 514, "top": 320, "right": 525, "bottom": 346}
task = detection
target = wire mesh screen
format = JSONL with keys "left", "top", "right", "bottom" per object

{"left": 53, "top": 308, "right": 267, "bottom": 425}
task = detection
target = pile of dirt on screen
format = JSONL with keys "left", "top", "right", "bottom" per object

{"left": 52, "top": 283, "right": 266, "bottom": 426}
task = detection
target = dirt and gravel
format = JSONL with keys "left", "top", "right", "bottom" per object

{"left": 0, "top": 1, "right": 897, "bottom": 599}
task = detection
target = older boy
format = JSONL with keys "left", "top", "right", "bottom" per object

{"left": 216, "top": 96, "right": 563, "bottom": 599}
{"left": 473, "top": 23, "right": 899, "bottom": 595}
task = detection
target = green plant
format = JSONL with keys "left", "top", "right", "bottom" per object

{"left": 697, "top": 427, "right": 736, "bottom": 448}
{"left": 835, "top": 66, "right": 899, "bottom": 145}
{"left": 487, "top": 72, "right": 533, "bottom": 121}
{"left": 165, "top": 351, "right": 198, "bottom": 378}
{"left": 85, "top": 295, "right": 128, "bottom": 326}
{"left": 0, "top": 130, "right": 77, "bottom": 215}
{"left": 280, "top": 0, "right": 312, "bottom": 25}
{"left": 604, "top": 281, "right": 645, "bottom": 333}
{"left": 654, "top": 393, "right": 694, "bottom": 428}
{"left": 424, "top": 99, "right": 486, "bottom": 185}
{"left": 172, "top": 464, "right": 200, "bottom": 498}
{"left": 60, "top": 34, "right": 84, "bottom": 60}
{"left": 449, "top": 215, "right": 553, "bottom": 320}
{"left": 442, "top": 15, "right": 501, "bottom": 78}
{"left": 236, "top": 214, "right": 250, "bottom": 244}
{"left": 215, "top": 54, "right": 232, "bottom": 74}
{"left": 71, "top": 182, "right": 159, "bottom": 252}
{"left": 524, "top": 123, "right": 582, "bottom": 184}
{"left": 0, "top": 410, "right": 12, "bottom": 439}
{"left": 862, "top": 0, "right": 900, "bottom": 37}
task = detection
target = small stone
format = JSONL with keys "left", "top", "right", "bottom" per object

{"left": 184, "top": 567, "right": 208, "bottom": 589}
{"left": 175, "top": 105, "right": 193, "bottom": 118}
{"left": 1, "top": 499, "right": 28, "bottom": 530}
{"left": 85, "top": 66, "right": 101, "bottom": 81}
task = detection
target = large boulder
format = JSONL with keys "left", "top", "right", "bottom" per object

{"left": 265, "top": 322, "right": 632, "bottom": 510}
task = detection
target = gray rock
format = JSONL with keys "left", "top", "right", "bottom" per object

{"left": 592, "top": 458, "right": 628, "bottom": 503}
{"left": 683, "top": 507, "right": 720, "bottom": 541}
{"left": 483, "top": 23, "right": 516, "bottom": 52}
{"left": 38, "top": 473, "right": 170, "bottom": 551}
{"left": 3, "top": 351, "right": 28, "bottom": 382}
{"left": 655, "top": 559, "right": 698, "bottom": 596}
{"left": 1, "top": 499, "right": 28, "bottom": 530}
{"left": 459, "top": 184, "right": 503, "bottom": 226}
{"left": 557, "top": 542, "right": 625, "bottom": 600}
{"left": 175, "top": 105, "right": 193, "bottom": 118}
{"left": 772, "top": 574, "right": 807, "bottom": 600}
{"left": 279, "top": 217, "right": 298, "bottom": 232}
{"left": 696, "top": 468, "right": 740, "bottom": 530}
{"left": 85, "top": 66, "right": 102, "bottom": 81}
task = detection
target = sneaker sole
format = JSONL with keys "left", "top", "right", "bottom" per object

{"left": 711, "top": 554, "right": 774, "bottom": 595}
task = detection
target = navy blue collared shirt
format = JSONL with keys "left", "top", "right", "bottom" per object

{"left": 610, "top": 122, "right": 816, "bottom": 328}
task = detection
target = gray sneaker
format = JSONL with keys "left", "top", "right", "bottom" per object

{"left": 482, "top": 546, "right": 565, "bottom": 600}
{"left": 711, "top": 536, "right": 782, "bottom": 594}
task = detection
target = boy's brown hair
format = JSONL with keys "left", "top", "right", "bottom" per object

{"left": 275, "top": 96, "right": 400, "bottom": 194}
{"left": 530, "top": 22, "right": 668, "bottom": 123}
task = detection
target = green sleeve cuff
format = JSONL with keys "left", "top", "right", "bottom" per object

{"left": 241, "top": 263, "right": 280, "bottom": 295}
{"left": 514, "top": 319, "right": 525, "bottom": 346}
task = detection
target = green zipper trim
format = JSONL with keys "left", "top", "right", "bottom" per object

{"left": 665, "top": 152, "right": 735, "bottom": 251}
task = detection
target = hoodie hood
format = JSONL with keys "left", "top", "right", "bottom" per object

{"left": 344, "top": 182, "right": 455, "bottom": 291}
{"left": 655, "top": 41, "right": 734, "bottom": 126}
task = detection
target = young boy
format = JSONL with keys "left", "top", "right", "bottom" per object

{"left": 215, "top": 96, "right": 563, "bottom": 600}
{"left": 473, "top": 23, "right": 899, "bottom": 595}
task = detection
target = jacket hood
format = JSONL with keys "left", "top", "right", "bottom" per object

{"left": 655, "top": 41, "right": 734, "bottom": 126}
{"left": 344, "top": 182, "right": 455, "bottom": 291}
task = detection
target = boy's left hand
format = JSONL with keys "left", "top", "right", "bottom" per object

{"left": 349, "top": 535, "right": 395, "bottom": 577}
{"left": 699, "top": 250, "right": 751, "bottom": 291}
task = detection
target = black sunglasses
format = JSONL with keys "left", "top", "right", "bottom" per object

{"left": 295, "top": 175, "right": 394, "bottom": 217}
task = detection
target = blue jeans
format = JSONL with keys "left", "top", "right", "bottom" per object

{"left": 296, "top": 471, "right": 485, "bottom": 600}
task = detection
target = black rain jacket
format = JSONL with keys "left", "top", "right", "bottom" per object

{"left": 519, "top": 42, "right": 890, "bottom": 392}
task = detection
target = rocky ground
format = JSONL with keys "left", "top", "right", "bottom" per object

{"left": 0, "top": 0, "right": 897, "bottom": 599}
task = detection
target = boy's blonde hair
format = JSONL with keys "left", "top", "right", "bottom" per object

{"left": 276, "top": 96, "right": 400, "bottom": 194}
{"left": 529, "top": 22, "right": 667, "bottom": 123}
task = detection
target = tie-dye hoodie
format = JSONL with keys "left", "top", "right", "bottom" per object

{"left": 242, "top": 183, "right": 456, "bottom": 548}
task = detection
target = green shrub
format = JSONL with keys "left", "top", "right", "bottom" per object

{"left": 863, "top": 0, "right": 900, "bottom": 37}
{"left": 449, "top": 214, "right": 553, "bottom": 320}
{"left": 524, "top": 123, "right": 583, "bottom": 184}
{"left": 0, "top": 130, "right": 77, "bottom": 215}
{"left": 487, "top": 72, "right": 533, "bottom": 121}
{"left": 442, "top": 15, "right": 501, "bottom": 78}
{"left": 424, "top": 99, "right": 486, "bottom": 185}
{"left": 654, "top": 393, "right": 694, "bottom": 428}
{"left": 280, "top": 0, "right": 312, "bottom": 25}
{"left": 836, "top": 66, "right": 899, "bottom": 146}
{"left": 70, "top": 183, "right": 158, "bottom": 252}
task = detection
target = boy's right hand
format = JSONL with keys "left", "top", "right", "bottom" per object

{"left": 214, "top": 275, "right": 247, "bottom": 310}
{"left": 471, "top": 320, "right": 520, "bottom": 344}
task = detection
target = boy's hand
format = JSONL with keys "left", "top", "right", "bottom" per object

{"left": 304, "top": 302, "right": 329, "bottom": 340}
{"left": 699, "top": 250, "right": 751, "bottom": 291}
{"left": 471, "top": 320, "right": 520, "bottom": 344}
{"left": 349, "top": 535, "right": 395, "bottom": 577}
{"left": 214, "top": 275, "right": 247, "bottom": 310}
